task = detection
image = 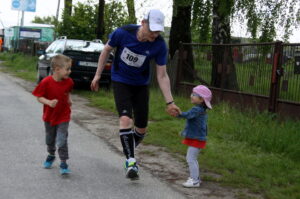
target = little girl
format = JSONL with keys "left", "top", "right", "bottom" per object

{"left": 177, "top": 85, "right": 212, "bottom": 188}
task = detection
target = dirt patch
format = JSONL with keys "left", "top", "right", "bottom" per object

{"left": 6, "top": 71, "right": 262, "bottom": 199}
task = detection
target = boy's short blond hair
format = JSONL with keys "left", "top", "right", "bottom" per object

{"left": 50, "top": 54, "right": 72, "bottom": 70}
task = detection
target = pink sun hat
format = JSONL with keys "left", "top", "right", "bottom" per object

{"left": 192, "top": 85, "right": 212, "bottom": 109}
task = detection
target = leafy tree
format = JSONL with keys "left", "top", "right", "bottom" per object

{"left": 96, "top": 0, "right": 105, "bottom": 41}
{"left": 211, "top": 0, "right": 239, "bottom": 89}
{"left": 185, "top": 0, "right": 300, "bottom": 89}
{"left": 235, "top": 0, "right": 300, "bottom": 42}
{"left": 169, "top": 0, "right": 193, "bottom": 58}
{"left": 126, "top": 0, "right": 136, "bottom": 24}
{"left": 64, "top": 0, "right": 73, "bottom": 16}
{"left": 169, "top": 0, "right": 194, "bottom": 82}
{"left": 56, "top": 1, "right": 128, "bottom": 41}
{"left": 57, "top": 2, "right": 98, "bottom": 40}
{"left": 31, "top": 16, "right": 57, "bottom": 25}
{"left": 103, "top": 1, "right": 129, "bottom": 41}
{"left": 189, "top": 0, "right": 300, "bottom": 43}
{"left": 191, "top": 0, "right": 212, "bottom": 43}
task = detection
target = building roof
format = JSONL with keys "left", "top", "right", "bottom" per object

{"left": 11, "top": 22, "right": 54, "bottom": 28}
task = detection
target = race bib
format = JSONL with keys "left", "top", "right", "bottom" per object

{"left": 120, "top": 47, "right": 146, "bottom": 68}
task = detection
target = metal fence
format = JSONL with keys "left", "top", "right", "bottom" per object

{"left": 10, "top": 39, "right": 50, "bottom": 56}
{"left": 176, "top": 42, "right": 300, "bottom": 119}
{"left": 280, "top": 44, "right": 300, "bottom": 102}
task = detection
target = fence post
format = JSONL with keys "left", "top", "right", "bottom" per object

{"left": 268, "top": 41, "right": 283, "bottom": 113}
{"left": 175, "top": 42, "right": 184, "bottom": 94}
{"left": 221, "top": 46, "right": 229, "bottom": 90}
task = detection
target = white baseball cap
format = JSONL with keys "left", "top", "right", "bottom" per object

{"left": 144, "top": 9, "right": 165, "bottom": 32}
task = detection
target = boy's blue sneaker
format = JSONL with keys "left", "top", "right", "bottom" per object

{"left": 124, "top": 159, "right": 139, "bottom": 180}
{"left": 59, "top": 162, "right": 71, "bottom": 175}
{"left": 43, "top": 155, "right": 55, "bottom": 169}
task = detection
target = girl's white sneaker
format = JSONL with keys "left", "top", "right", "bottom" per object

{"left": 182, "top": 177, "right": 201, "bottom": 188}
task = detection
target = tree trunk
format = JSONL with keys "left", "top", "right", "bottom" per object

{"left": 169, "top": 1, "right": 194, "bottom": 82}
{"left": 64, "top": 0, "right": 72, "bottom": 16}
{"left": 97, "top": 0, "right": 105, "bottom": 40}
{"left": 126, "top": 0, "right": 136, "bottom": 24}
{"left": 211, "top": 0, "right": 238, "bottom": 90}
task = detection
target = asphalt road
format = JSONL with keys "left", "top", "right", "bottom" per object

{"left": 0, "top": 71, "right": 186, "bottom": 199}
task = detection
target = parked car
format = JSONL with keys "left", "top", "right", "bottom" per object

{"left": 37, "top": 37, "right": 113, "bottom": 88}
{"left": 242, "top": 53, "right": 261, "bottom": 62}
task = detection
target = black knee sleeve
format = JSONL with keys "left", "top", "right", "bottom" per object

{"left": 119, "top": 128, "right": 134, "bottom": 159}
{"left": 133, "top": 128, "right": 145, "bottom": 147}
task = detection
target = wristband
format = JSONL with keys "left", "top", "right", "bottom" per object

{"left": 166, "top": 101, "right": 174, "bottom": 105}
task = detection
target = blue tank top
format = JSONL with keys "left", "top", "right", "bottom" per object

{"left": 108, "top": 25, "right": 168, "bottom": 85}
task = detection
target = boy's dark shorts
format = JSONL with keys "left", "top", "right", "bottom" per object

{"left": 112, "top": 81, "right": 149, "bottom": 128}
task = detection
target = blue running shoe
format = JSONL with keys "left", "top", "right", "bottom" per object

{"left": 43, "top": 155, "right": 55, "bottom": 169}
{"left": 124, "top": 159, "right": 139, "bottom": 180}
{"left": 60, "top": 162, "right": 71, "bottom": 175}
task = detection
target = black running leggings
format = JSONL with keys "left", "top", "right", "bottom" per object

{"left": 112, "top": 81, "right": 149, "bottom": 128}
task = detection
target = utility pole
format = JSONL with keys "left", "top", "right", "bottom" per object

{"left": 21, "top": 11, "right": 24, "bottom": 26}
{"left": 56, "top": 0, "right": 61, "bottom": 21}
{"left": 0, "top": 18, "right": 4, "bottom": 28}
{"left": 0, "top": 12, "right": 5, "bottom": 28}
{"left": 54, "top": 0, "right": 61, "bottom": 40}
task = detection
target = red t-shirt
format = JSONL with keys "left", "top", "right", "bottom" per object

{"left": 182, "top": 138, "right": 206, "bottom": 149}
{"left": 32, "top": 76, "right": 74, "bottom": 126}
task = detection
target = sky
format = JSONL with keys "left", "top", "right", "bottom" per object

{"left": 0, "top": 0, "right": 172, "bottom": 27}
{"left": 0, "top": 0, "right": 299, "bottom": 42}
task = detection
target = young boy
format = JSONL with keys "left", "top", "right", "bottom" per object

{"left": 32, "top": 54, "right": 74, "bottom": 175}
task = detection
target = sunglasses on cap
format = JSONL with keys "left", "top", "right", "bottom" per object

{"left": 191, "top": 93, "right": 201, "bottom": 97}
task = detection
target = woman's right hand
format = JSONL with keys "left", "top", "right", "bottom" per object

{"left": 90, "top": 76, "right": 100, "bottom": 91}
{"left": 166, "top": 103, "right": 181, "bottom": 117}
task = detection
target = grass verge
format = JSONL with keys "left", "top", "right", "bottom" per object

{"left": 1, "top": 52, "right": 300, "bottom": 199}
